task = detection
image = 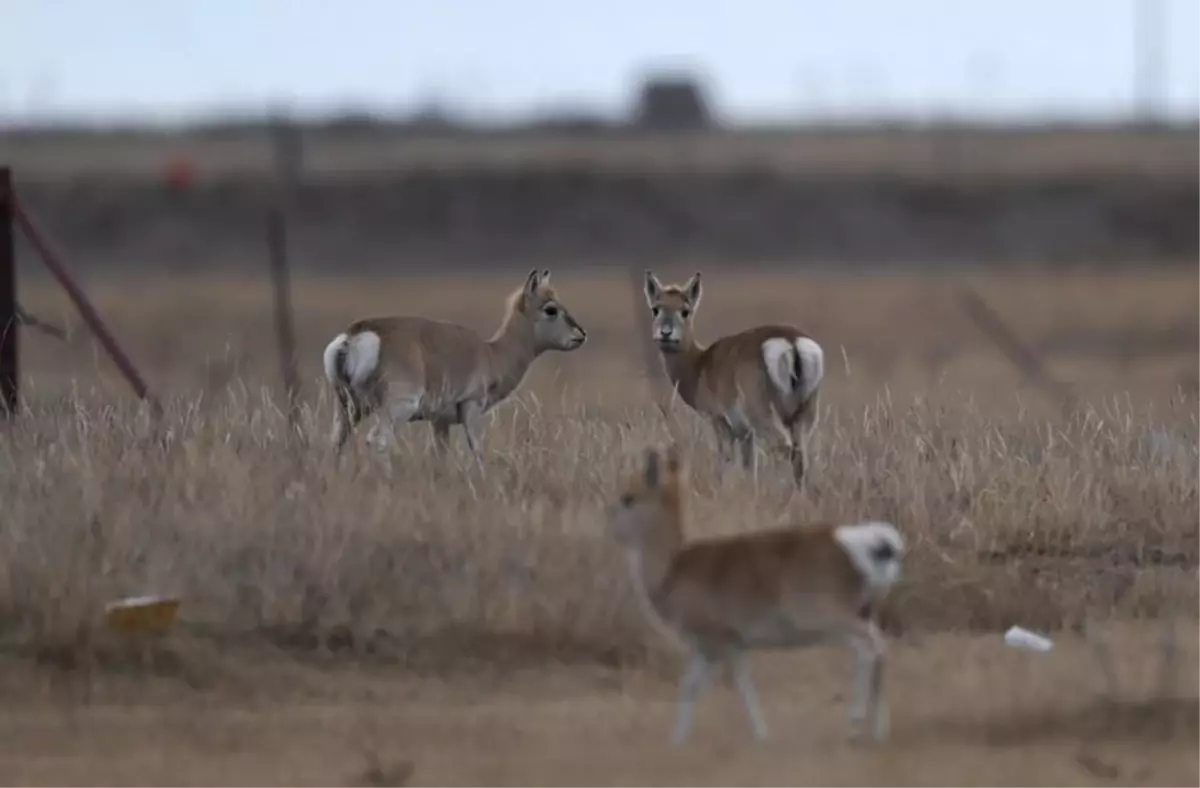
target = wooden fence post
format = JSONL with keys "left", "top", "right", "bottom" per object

{"left": 0, "top": 167, "right": 17, "bottom": 417}
{"left": 268, "top": 118, "right": 302, "bottom": 435}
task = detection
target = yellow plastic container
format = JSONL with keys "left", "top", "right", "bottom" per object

{"left": 104, "top": 595, "right": 181, "bottom": 635}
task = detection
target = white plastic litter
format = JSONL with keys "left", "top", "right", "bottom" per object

{"left": 1004, "top": 625, "right": 1053, "bottom": 652}
{"left": 105, "top": 594, "right": 177, "bottom": 612}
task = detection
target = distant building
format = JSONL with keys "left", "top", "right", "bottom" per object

{"left": 632, "top": 74, "right": 714, "bottom": 130}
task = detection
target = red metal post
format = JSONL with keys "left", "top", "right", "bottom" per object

{"left": 0, "top": 168, "right": 16, "bottom": 417}
{"left": 11, "top": 197, "right": 161, "bottom": 418}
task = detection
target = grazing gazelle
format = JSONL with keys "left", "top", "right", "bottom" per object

{"left": 322, "top": 269, "right": 587, "bottom": 457}
{"left": 642, "top": 270, "right": 824, "bottom": 485}
{"left": 607, "top": 446, "right": 903, "bottom": 746}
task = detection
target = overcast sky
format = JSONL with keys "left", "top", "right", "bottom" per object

{"left": 3, "top": 0, "right": 1197, "bottom": 123}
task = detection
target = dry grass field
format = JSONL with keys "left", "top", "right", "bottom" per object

{"left": 1, "top": 265, "right": 1197, "bottom": 786}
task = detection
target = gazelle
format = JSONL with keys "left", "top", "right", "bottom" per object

{"left": 642, "top": 270, "right": 824, "bottom": 485}
{"left": 607, "top": 446, "right": 903, "bottom": 746}
{"left": 322, "top": 269, "right": 587, "bottom": 457}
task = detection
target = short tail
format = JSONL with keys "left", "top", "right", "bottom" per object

{"left": 324, "top": 328, "right": 384, "bottom": 386}
{"left": 832, "top": 521, "right": 904, "bottom": 590}
{"left": 762, "top": 336, "right": 825, "bottom": 401}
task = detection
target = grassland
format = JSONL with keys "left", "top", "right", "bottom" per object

{"left": 1, "top": 266, "right": 1197, "bottom": 786}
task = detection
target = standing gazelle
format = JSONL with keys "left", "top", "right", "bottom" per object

{"left": 322, "top": 269, "right": 587, "bottom": 457}
{"left": 607, "top": 446, "right": 904, "bottom": 746}
{"left": 643, "top": 270, "right": 824, "bottom": 485}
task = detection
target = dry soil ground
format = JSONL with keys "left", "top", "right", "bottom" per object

{"left": 0, "top": 621, "right": 1196, "bottom": 787}
{"left": 1, "top": 267, "right": 1197, "bottom": 786}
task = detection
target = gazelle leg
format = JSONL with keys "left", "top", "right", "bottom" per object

{"left": 671, "top": 652, "right": 714, "bottom": 746}
{"left": 789, "top": 439, "right": 808, "bottom": 487}
{"left": 710, "top": 418, "right": 738, "bottom": 479}
{"left": 737, "top": 434, "right": 756, "bottom": 475}
{"left": 331, "top": 390, "right": 354, "bottom": 452}
{"left": 459, "top": 400, "right": 486, "bottom": 463}
{"left": 431, "top": 419, "right": 453, "bottom": 456}
{"left": 788, "top": 397, "right": 819, "bottom": 487}
{"left": 366, "top": 392, "right": 420, "bottom": 455}
{"left": 760, "top": 412, "right": 797, "bottom": 483}
{"left": 729, "top": 652, "right": 770, "bottom": 741}
{"left": 844, "top": 621, "right": 888, "bottom": 744}
{"left": 331, "top": 386, "right": 371, "bottom": 454}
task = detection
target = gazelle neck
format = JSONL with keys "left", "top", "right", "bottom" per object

{"left": 624, "top": 510, "right": 687, "bottom": 647}
{"left": 486, "top": 312, "right": 540, "bottom": 402}
{"left": 658, "top": 340, "right": 705, "bottom": 405}
{"left": 627, "top": 502, "right": 686, "bottom": 597}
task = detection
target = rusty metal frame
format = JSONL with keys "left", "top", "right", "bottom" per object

{"left": 3, "top": 170, "right": 160, "bottom": 418}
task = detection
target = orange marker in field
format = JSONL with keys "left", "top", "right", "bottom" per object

{"left": 163, "top": 155, "right": 195, "bottom": 190}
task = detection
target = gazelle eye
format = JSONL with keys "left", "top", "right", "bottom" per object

{"left": 651, "top": 307, "right": 661, "bottom": 317}
{"left": 680, "top": 309, "right": 691, "bottom": 319}
{"left": 543, "top": 306, "right": 559, "bottom": 318}
{"left": 619, "top": 494, "right": 634, "bottom": 507}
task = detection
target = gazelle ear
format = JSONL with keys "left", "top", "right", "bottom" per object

{"left": 643, "top": 448, "right": 661, "bottom": 487}
{"left": 644, "top": 270, "right": 664, "bottom": 307}
{"left": 682, "top": 272, "right": 702, "bottom": 307}
{"left": 540, "top": 269, "right": 552, "bottom": 285}
{"left": 524, "top": 268, "right": 541, "bottom": 295}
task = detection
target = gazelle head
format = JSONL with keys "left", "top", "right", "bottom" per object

{"left": 643, "top": 270, "right": 702, "bottom": 353}
{"left": 515, "top": 269, "right": 588, "bottom": 352}
{"left": 609, "top": 446, "right": 686, "bottom": 548}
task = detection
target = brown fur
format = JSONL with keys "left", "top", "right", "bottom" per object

{"left": 656, "top": 526, "right": 870, "bottom": 647}
{"left": 612, "top": 448, "right": 882, "bottom": 654}
{"left": 325, "top": 269, "right": 586, "bottom": 456}
{"left": 643, "top": 271, "right": 822, "bottom": 485}
{"left": 608, "top": 447, "right": 897, "bottom": 745}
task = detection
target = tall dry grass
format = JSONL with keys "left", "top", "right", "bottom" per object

{"left": 1, "top": 268, "right": 1196, "bottom": 675}
{"left": 0, "top": 383, "right": 1194, "bottom": 674}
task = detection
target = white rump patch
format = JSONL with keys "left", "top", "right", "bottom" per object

{"left": 322, "top": 333, "right": 350, "bottom": 384}
{"left": 761, "top": 338, "right": 796, "bottom": 397}
{"left": 322, "top": 330, "right": 381, "bottom": 388}
{"left": 793, "top": 337, "right": 824, "bottom": 401}
{"left": 761, "top": 336, "right": 825, "bottom": 401}
{"left": 833, "top": 521, "right": 905, "bottom": 590}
